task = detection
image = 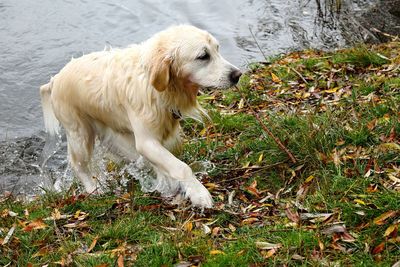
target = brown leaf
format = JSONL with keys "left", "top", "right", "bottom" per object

{"left": 371, "top": 242, "right": 385, "bottom": 254}
{"left": 341, "top": 231, "right": 356, "bottom": 243}
{"left": 373, "top": 210, "right": 397, "bottom": 225}
{"left": 241, "top": 217, "right": 259, "bottom": 225}
{"left": 246, "top": 180, "right": 260, "bottom": 198}
{"left": 263, "top": 248, "right": 277, "bottom": 259}
{"left": 367, "top": 118, "right": 377, "bottom": 130}
{"left": 87, "top": 236, "right": 99, "bottom": 253}
{"left": 384, "top": 224, "right": 398, "bottom": 238}
{"left": 285, "top": 208, "right": 300, "bottom": 224}
{"left": 271, "top": 72, "right": 281, "bottom": 83}
{"left": 117, "top": 254, "right": 124, "bottom": 267}
{"left": 212, "top": 227, "right": 220, "bottom": 237}
{"left": 23, "top": 219, "right": 47, "bottom": 232}
{"left": 33, "top": 246, "right": 51, "bottom": 258}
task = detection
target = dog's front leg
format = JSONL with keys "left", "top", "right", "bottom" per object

{"left": 128, "top": 115, "right": 213, "bottom": 208}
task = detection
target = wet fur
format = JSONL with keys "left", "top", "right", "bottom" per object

{"left": 40, "top": 25, "right": 241, "bottom": 207}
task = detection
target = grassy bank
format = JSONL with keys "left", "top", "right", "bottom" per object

{"left": 1, "top": 42, "right": 400, "bottom": 266}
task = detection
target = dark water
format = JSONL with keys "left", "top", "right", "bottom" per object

{"left": 0, "top": 0, "right": 382, "bottom": 195}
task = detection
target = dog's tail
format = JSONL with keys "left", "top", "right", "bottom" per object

{"left": 40, "top": 78, "right": 60, "bottom": 136}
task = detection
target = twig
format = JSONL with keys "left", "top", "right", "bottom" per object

{"left": 248, "top": 26, "right": 268, "bottom": 61}
{"left": 236, "top": 86, "right": 297, "bottom": 164}
{"left": 290, "top": 67, "right": 308, "bottom": 84}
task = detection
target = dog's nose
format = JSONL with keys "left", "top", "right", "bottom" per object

{"left": 229, "top": 69, "right": 242, "bottom": 84}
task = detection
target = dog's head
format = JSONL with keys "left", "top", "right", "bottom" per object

{"left": 146, "top": 25, "right": 242, "bottom": 94}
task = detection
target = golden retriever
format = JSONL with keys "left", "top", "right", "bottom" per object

{"left": 40, "top": 25, "right": 242, "bottom": 208}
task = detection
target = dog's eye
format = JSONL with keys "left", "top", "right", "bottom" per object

{"left": 196, "top": 52, "right": 210, "bottom": 61}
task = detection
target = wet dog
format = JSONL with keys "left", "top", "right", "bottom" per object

{"left": 40, "top": 25, "right": 241, "bottom": 208}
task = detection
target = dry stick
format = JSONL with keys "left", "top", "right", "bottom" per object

{"left": 290, "top": 67, "right": 308, "bottom": 85}
{"left": 244, "top": 27, "right": 297, "bottom": 164}
{"left": 248, "top": 26, "right": 268, "bottom": 61}
{"left": 236, "top": 86, "right": 297, "bottom": 164}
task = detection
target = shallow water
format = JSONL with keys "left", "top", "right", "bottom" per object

{"left": 0, "top": 0, "right": 380, "bottom": 195}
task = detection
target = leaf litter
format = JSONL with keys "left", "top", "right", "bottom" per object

{"left": 1, "top": 41, "right": 400, "bottom": 266}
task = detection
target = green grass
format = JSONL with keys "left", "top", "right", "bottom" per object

{"left": 1, "top": 41, "right": 400, "bottom": 266}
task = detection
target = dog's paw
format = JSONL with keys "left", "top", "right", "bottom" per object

{"left": 181, "top": 180, "right": 213, "bottom": 208}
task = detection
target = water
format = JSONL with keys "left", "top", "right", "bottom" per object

{"left": 0, "top": 0, "right": 382, "bottom": 195}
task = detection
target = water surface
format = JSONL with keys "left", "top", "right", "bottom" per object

{"left": 0, "top": 0, "right": 379, "bottom": 194}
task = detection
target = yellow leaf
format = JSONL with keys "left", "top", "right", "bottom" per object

{"left": 258, "top": 153, "right": 263, "bottom": 163}
{"left": 184, "top": 222, "right": 193, "bottom": 232}
{"left": 271, "top": 72, "right": 281, "bottom": 83}
{"left": 199, "top": 127, "right": 207, "bottom": 136}
{"left": 373, "top": 210, "right": 397, "bottom": 225}
{"left": 354, "top": 199, "right": 366, "bottom": 205}
{"left": 305, "top": 175, "right": 315, "bottom": 183}
{"left": 384, "top": 224, "right": 398, "bottom": 237}
{"left": 74, "top": 210, "right": 81, "bottom": 219}
{"left": 210, "top": 250, "right": 225, "bottom": 255}
{"left": 242, "top": 161, "right": 250, "bottom": 168}
{"left": 378, "top": 143, "right": 400, "bottom": 152}
{"left": 324, "top": 87, "right": 339, "bottom": 93}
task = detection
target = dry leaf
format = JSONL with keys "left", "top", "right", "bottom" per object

{"left": 184, "top": 222, "right": 193, "bottom": 232}
{"left": 271, "top": 72, "right": 281, "bottom": 83}
{"left": 322, "top": 224, "right": 347, "bottom": 235}
{"left": 263, "top": 248, "right": 277, "bottom": 259}
{"left": 255, "top": 241, "right": 282, "bottom": 250}
{"left": 87, "top": 236, "right": 99, "bottom": 253}
{"left": 117, "top": 254, "right": 124, "bottom": 267}
{"left": 23, "top": 219, "right": 47, "bottom": 232}
{"left": 373, "top": 210, "right": 397, "bottom": 225}
{"left": 285, "top": 208, "right": 300, "bottom": 224}
{"left": 210, "top": 250, "right": 224, "bottom": 255}
{"left": 241, "top": 217, "right": 259, "bottom": 225}
{"left": 384, "top": 224, "right": 398, "bottom": 238}
{"left": 371, "top": 242, "right": 385, "bottom": 254}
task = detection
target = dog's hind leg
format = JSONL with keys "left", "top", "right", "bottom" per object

{"left": 65, "top": 120, "right": 98, "bottom": 193}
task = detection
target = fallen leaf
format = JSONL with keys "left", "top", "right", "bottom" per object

{"left": 117, "top": 254, "right": 124, "bottom": 267}
{"left": 23, "top": 219, "right": 47, "bottom": 232}
{"left": 255, "top": 241, "right": 282, "bottom": 250}
{"left": 271, "top": 72, "right": 281, "bottom": 83}
{"left": 285, "top": 208, "right": 300, "bottom": 224}
{"left": 321, "top": 224, "right": 347, "bottom": 235}
{"left": 263, "top": 248, "right": 277, "bottom": 259}
{"left": 384, "top": 224, "right": 398, "bottom": 238}
{"left": 210, "top": 250, "right": 225, "bottom": 255}
{"left": 87, "top": 236, "right": 99, "bottom": 253}
{"left": 241, "top": 217, "right": 259, "bottom": 225}
{"left": 291, "top": 254, "right": 305, "bottom": 261}
{"left": 184, "top": 222, "right": 193, "bottom": 232}
{"left": 2, "top": 225, "right": 15, "bottom": 245}
{"left": 212, "top": 227, "right": 220, "bottom": 237}
{"left": 246, "top": 180, "right": 260, "bottom": 197}
{"left": 373, "top": 210, "right": 397, "bottom": 225}
{"left": 341, "top": 231, "right": 356, "bottom": 243}
{"left": 371, "top": 242, "right": 385, "bottom": 254}
{"left": 202, "top": 224, "right": 211, "bottom": 235}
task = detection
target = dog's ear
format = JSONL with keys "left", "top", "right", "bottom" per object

{"left": 150, "top": 54, "right": 172, "bottom": 92}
